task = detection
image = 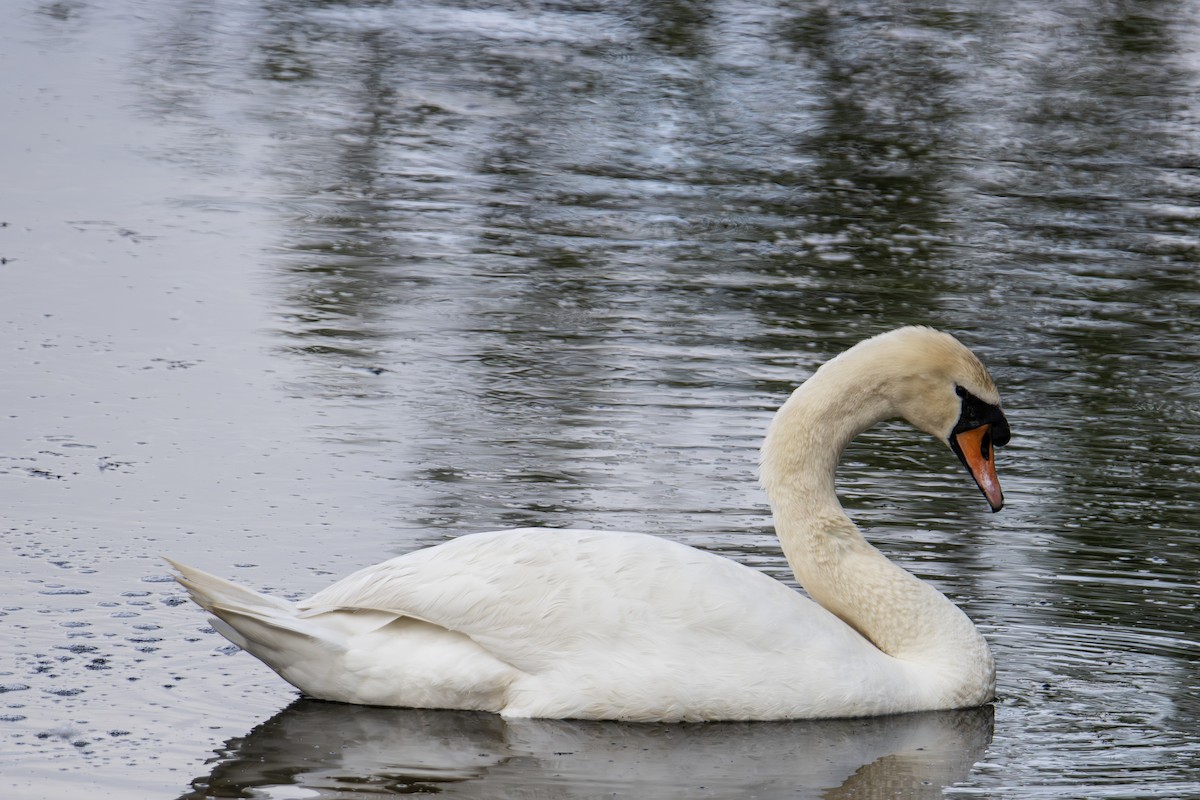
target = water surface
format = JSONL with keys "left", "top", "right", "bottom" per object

{"left": 2, "top": 1, "right": 1197, "bottom": 798}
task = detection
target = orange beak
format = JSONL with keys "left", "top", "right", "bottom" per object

{"left": 952, "top": 424, "right": 1004, "bottom": 512}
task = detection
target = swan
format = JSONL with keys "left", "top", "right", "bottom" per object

{"left": 168, "top": 326, "right": 1010, "bottom": 722}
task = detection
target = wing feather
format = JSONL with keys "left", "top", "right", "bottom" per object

{"left": 297, "top": 528, "right": 863, "bottom": 674}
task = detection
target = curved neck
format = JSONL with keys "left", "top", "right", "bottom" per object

{"left": 760, "top": 352, "right": 994, "bottom": 705}
{"left": 761, "top": 361, "right": 888, "bottom": 525}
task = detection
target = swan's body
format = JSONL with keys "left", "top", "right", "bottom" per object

{"left": 170, "top": 326, "right": 1010, "bottom": 721}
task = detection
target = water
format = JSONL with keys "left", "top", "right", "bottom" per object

{"left": 2, "top": 0, "right": 1198, "bottom": 797}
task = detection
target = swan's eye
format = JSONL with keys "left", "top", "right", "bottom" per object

{"left": 953, "top": 385, "right": 1010, "bottom": 447}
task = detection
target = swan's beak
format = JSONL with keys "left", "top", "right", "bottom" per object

{"left": 951, "top": 424, "right": 1004, "bottom": 512}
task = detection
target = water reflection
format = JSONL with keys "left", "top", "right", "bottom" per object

{"left": 180, "top": 700, "right": 995, "bottom": 800}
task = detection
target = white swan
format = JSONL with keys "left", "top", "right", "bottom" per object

{"left": 169, "top": 326, "right": 1010, "bottom": 722}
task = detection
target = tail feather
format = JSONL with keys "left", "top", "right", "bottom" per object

{"left": 164, "top": 557, "right": 293, "bottom": 615}
{"left": 168, "top": 558, "right": 518, "bottom": 708}
{"left": 165, "top": 558, "right": 347, "bottom": 678}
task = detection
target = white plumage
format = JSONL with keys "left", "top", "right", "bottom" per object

{"left": 170, "top": 326, "right": 1010, "bottom": 721}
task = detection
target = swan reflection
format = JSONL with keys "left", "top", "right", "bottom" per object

{"left": 181, "top": 700, "right": 993, "bottom": 799}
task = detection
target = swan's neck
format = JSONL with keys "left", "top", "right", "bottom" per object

{"left": 760, "top": 354, "right": 994, "bottom": 705}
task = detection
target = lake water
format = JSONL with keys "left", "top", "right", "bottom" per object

{"left": 2, "top": 0, "right": 1198, "bottom": 797}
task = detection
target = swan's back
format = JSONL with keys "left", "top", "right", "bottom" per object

{"left": 304, "top": 529, "right": 894, "bottom": 717}
{"left": 179, "top": 528, "right": 924, "bottom": 721}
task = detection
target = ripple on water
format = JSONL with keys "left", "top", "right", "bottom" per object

{"left": 981, "top": 620, "right": 1199, "bottom": 797}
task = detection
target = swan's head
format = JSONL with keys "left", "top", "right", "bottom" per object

{"left": 852, "top": 327, "right": 1011, "bottom": 511}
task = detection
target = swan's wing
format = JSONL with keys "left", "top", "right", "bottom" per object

{"left": 296, "top": 528, "right": 863, "bottom": 675}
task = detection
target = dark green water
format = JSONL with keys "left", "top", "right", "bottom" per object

{"left": 2, "top": 1, "right": 1197, "bottom": 797}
